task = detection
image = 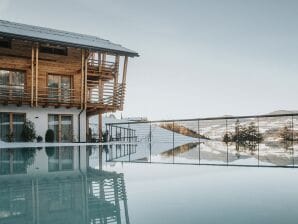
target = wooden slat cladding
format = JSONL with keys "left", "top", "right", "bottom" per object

{"left": 0, "top": 39, "right": 83, "bottom": 108}
{"left": 0, "top": 38, "right": 129, "bottom": 114}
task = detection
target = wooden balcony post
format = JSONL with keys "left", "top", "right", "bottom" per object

{"left": 120, "top": 56, "right": 128, "bottom": 110}
{"left": 35, "top": 44, "right": 39, "bottom": 107}
{"left": 31, "top": 45, "right": 35, "bottom": 107}
{"left": 81, "top": 49, "right": 85, "bottom": 109}
{"left": 113, "top": 55, "right": 120, "bottom": 107}
{"left": 98, "top": 113, "right": 102, "bottom": 141}
{"left": 122, "top": 56, "right": 128, "bottom": 84}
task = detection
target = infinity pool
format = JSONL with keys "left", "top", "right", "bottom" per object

{"left": 0, "top": 145, "right": 297, "bottom": 224}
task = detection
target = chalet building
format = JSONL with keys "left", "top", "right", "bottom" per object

{"left": 0, "top": 20, "right": 138, "bottom": 142}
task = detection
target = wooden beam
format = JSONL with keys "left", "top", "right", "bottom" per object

{"left": 31, "top": 45, "right": 34, "bottom": 107}
{"left": 120, "top": 56, "right": 128, "bottom": 110}
{"left": 122, "top": 56, "right": 128, "bottom": 84}
{"left": 98, "top": 113, "right": 102, "bottom": 141}
{"left": 113, "top": 55, "right": 120, "bottom": 106}
{"left": 81, "top": 49, "right": 85, "bottom": 109}
{"left": 35, "top": 44, "right": 39, "bottom": 107}
{"left": 84, "top": 52, "right": 88, "bottom": 110}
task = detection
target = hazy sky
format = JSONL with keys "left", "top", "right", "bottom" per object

{"left": 1, "top": 0, "right": 298, "bottom": 120}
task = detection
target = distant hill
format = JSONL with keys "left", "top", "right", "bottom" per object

{"left": 266, "top": 110, "right": 298, "bottom": 115}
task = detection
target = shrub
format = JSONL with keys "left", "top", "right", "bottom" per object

{"left": 280, "top": 126, "right": 293, "bottom": 142}
{"left": 36, "top": 135, "right": 43, "bottom": 143}
{"left": 21, "top": 120, "right": 36, "bottom": 142}
{"left": 222, "top": 122, "right": 263, "bottom": 145}
{"left": 6, "top": 132, "right": 14, "bottom": 142}
{"left": 45, "top": 147, "right": 55, "bottom": 157}
{"left": 45, "top": 129, "right": 55, "bottom": 142}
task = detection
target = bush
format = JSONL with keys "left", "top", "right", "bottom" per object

{"left": 45, "top": 129, "right": 55, "bottom": 142}
{"left": 222, "top": 122, "right": 263, "bottom": 145}
{"left": 6, "top": 132, "right": 14, "bottom": 142}
{"left": 21, "top": 120, "right": 36, "bottom": 142}
{"left": 45, "top": 147, "right": 55, "bottom": 157}
{"left": 36, "top": 135, "right": 43, "bottom": 143}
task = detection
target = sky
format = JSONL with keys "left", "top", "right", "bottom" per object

{"left": 1, "top": 0, "right": 298, "bottom": 120}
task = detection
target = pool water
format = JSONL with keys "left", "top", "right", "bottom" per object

{"left": 0, "top": 146, "right": 297, "bottom": 224}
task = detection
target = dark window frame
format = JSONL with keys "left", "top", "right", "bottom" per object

{"left": 0, "top": 37, "right": 12, "bottom": 49}
{"left": 40, "top": 44, "right": 68, "bottom": 56}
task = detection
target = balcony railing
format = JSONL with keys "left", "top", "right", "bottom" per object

{"left": 87, "top": 80, "right": 125, "bottom": 108}
{"left": 38, "top": 87, "right": 81, "bottom": 107}
{"left": 87, "top": 59, "right": 117, "bottom": 75}
{"left": 0, "top": 84, "right": 31, "bottom": 105}
{"left": 0, "top": 83, "right": 125, "bottom": 110}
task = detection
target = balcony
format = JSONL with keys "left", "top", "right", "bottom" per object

{"left": 87, "top": 58, "right": 118, "bottom": 80}
{"left": 0, "top": 83, "right": 125, "bottom": 112}
{"left": 38, "top": 87, "right": 81, "bottom": 108}
{"left": 0, "top": 84, "right": 31, "bottom": 106}
{"left": 87, "top": 80, "right": 125, "bottom": 115}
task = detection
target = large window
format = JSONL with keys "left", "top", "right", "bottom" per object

{"left": 48, "top": 74, "right": 71, "bottom": 102}
{"left": 0, "top": 70, "right": 25, "bottom": 96}
{"left": 48, "top": 147, "right": 74, "bottom": 172}
{"left": 0, "top": 113, "right": 25, "bottom": 142}
{"left": 48, "top": 114, "right": 73, "bottom": 142}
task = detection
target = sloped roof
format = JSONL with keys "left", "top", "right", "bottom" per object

{"left": 0, "top": 20, "right": 138, "bottom": 57}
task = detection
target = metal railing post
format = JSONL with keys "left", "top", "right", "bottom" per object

{"left": 172, "top": 121, "right": 175, "bottom": 164}
{"left": 198, "top": 119, "right": 201, "bottom": 165}
{"left": 226, "top": 119, "right": 228, "bottom": 166}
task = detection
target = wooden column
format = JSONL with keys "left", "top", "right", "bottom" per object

{"left": 35, "top": 45, "right": 39, "bottom": 107}
{"left": 120, "top": 56, "right": 128, "bottom": 110}
{"left": 81, "top": 49, "right": 85, "bottom": 109}
{"left": 113, "top": 55, "right": 120, "bottom": 107}
{"left": 84, "top": 51, "right": 91, "bottom": 110}
{"left": 31, "top": 46, "right": 35, "bottom": 107}
{"left": 86, "top": 116, "right": 89, "bottom": 141}
{"left": 98, "top": 113, "right": 102, "bottom": 141}
{"left": 122, "top": 56, "right": 128, "bottom": 84}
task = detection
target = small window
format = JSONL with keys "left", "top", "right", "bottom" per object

{"left": 0, "top": 37, "right": 11, "bottom": 49}
{"left": 40, "top": 44, "right": 68, "bottom": 56}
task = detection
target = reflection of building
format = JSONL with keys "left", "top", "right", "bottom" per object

{"left": 0, "top": 147, "right": 130, "bottom": 224}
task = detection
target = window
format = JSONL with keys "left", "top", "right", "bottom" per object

{"left": 0, "top": 70, "right": 25, "bottom": 96}
{"left": 48, "top": 147, "right": 73, "bottom": 172}
{"left": 0, "top": 113, "right": 25, "bottom": 142}
{"left": 40, "top": 44, "right": 67, "bottom": 56}
{"left": 0, "top": 37, "right": 11, "bottom": 49}
{"left": 0, "top": 149, "right": 27, "bottom": 175}
{"left": 48, "top": 74, "right": 71, "bottom": 102}
{"left": 48, "top": 114, "right": 73, "bottom": 142}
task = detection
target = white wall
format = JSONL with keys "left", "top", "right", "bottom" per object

{"left": 0, "top": 105, "right": 86, "bottom": 142}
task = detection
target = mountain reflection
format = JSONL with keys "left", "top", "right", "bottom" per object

{"left": 0, "top": 147, "right": 130, "bottom": 224}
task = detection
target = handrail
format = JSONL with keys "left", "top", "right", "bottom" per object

{"left": 106, "top": 113, "right": 298, "bottom": 125}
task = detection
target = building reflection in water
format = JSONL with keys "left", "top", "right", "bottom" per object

{"left": 0, "top": 146, "right": 130, "bottom": 224}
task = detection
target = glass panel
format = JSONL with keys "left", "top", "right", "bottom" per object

{"left": 48, "top": 75, "right": 59, "bottom": 101}
{"left": 61, "top": 115, "right": 72, "bottom": 142}
{"left": 0, "top": 149, "right": 10, "bottom": 175}
{"left": 13, "top": 114, "right": 25, "bottom": 142}
{"left": 60, "top": 147, "right": 73, "bottom": 170}
{"left": 61, "top": 76, "right": 71, "bottom": 102}
{"left": 48, "top": 148, "right": 59, "bottom": 172}
{"left": 10, "top": 71, "right": 24, "bottom": 96}
{"left": 0, "top": 113, "right": 10, "bottom": 142}
{"left": 48, "top": 75, "right": 71, "bottom": 102}
{"left": 0, "top": 70, "right": 9, "bottom": 86}
{"left": 48, "top": 115, "right": 59, "bottom": 142}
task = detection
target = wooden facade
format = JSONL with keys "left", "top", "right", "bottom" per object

{"left": 0, "top": 38, "right": 130, "bottom": 116}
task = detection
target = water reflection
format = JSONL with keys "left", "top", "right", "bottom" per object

{"left": 106, "top": 141, "right": 298, "bottom": 167}
{"left": 0, "top": 146, "right": 130, "bottom": 224}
